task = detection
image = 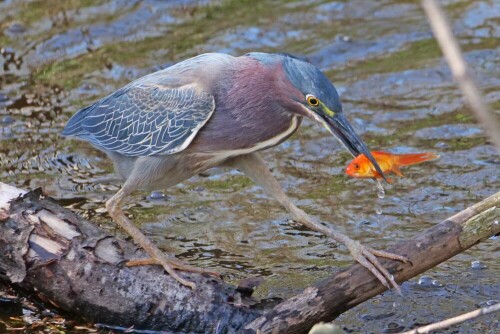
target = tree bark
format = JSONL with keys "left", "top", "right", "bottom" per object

{"left": 0, "top": 182, "right": 498, "bottom": 333}
{"left": 0, "top": 183, "right": 262, "bottom": 333}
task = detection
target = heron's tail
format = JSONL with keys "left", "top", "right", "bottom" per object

{"left": 61, "top": 105, "right": 94, "bottom": 137}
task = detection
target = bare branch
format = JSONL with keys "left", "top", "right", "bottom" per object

{"left": 420, "top": 0, "right": 500, "bottom": 151}
{"left": 398, "top": 302, "right": 500, "bottom": 334}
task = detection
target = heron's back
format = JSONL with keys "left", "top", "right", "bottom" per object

{"left": 62, "top": 53, "right": 234, "bottom": 156}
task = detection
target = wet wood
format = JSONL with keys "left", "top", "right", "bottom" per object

{"left": 0, "top": 183, "right": 262, "bottom": 333}
{"left": 243, "top": 191, "right": 500, "bottom": 333}
{"left": 0, "top": 182, "right": 498, "bottom": 333}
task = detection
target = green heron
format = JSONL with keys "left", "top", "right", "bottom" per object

{"left": 63, "top": 52, "right": 407, "bottom": 291}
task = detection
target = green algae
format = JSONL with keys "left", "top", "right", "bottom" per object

{"left": 199, "top": 175, "right": 253, "bottom": 193}
{"left": 345, "top": 39, "right": 441, "bottom": 78}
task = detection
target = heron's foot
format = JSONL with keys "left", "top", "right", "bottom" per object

{"left": 126, "top": 257, "right": 221, "bottom": 278}
{"left": 106, "top": 197, "right": 199, "bottom": 289}
{"left": 344, "top": 238, "right": 409, "bottom": 295}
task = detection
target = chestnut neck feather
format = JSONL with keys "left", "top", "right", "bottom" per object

{"left": 188, "top": 58, "right": 302, "bottom": 153}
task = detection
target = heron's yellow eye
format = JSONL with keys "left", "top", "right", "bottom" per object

{"left": 306, "top": 95, "right": 319, "bottom": 107}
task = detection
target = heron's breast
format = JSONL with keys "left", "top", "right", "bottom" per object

{"left": 187, "top": 114, "right": 301, "bottom": 164}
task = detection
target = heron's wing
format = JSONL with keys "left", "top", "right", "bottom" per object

{"left": 62, "top": 84, "right": 215, "bottom": 156}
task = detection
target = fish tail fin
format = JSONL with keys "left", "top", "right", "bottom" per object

{"left": 396, "top": 152, "right": 440, "bottom": 167}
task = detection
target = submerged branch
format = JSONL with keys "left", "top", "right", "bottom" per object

{"left": 398, "top": 302, "right": 500, "bottom": 334}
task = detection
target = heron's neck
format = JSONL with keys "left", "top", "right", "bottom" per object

{"left": 216, "top": 59, "right": 296, "bottom": 127}
{"left": 188, "top": 60, "right": 301, "bottom": 153}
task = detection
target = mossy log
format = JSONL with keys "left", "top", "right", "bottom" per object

{"left": 0, "top": 182, "right": 498, "bottom": 333}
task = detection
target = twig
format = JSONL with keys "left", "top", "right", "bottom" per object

{"left": 420, "top": 0, "right": 500, "bottom": 151}
{"left": 398, "top": 302, "right": 500, "bottom": 334}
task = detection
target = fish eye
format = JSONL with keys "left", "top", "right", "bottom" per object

{"left": 306, "top": 95, "right": 320, "bottom": 107}
{"left": 354, "top": 163, "right": 360, "bottom": 170}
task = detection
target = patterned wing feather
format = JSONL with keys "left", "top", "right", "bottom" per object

{"left": 63, "top": 85, "right": 215, "bottom": 156}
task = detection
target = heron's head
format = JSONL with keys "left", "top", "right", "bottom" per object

{"left": 263, "top": 53, "right": 387, "bottom": 181}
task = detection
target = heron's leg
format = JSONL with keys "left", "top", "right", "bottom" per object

{"left": 106, "top": 186, "right": 219, "bottom": 290}
{"left": 227, "top": 153, "right": 408, "bottom": 293}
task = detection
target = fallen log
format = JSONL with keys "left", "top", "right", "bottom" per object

{"left": 0, "top": 182, "right": 498, "bottom": 333}
{"left": 0, "top": 183, "right": 262, "bottom": 333}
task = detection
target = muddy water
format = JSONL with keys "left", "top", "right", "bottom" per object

{"left": 0, "top": 0, "right": 499, "bottom": 332}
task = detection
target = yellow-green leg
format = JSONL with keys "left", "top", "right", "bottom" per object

{"left": 227, "top": 153, "right": 408, "bottom": 293}
{"left": 106, "top": 187, "right": 219, "bottom": 289}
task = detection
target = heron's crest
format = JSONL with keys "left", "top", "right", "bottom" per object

{"left": 246, "top": 52, "right": 342, "bottom": 113}
{"left": 281, "top": 56, "right": 342, "bottom": 113}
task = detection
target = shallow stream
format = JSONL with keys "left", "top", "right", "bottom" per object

{"left": 0, "top": 0, "right": 499, "bottom": 332}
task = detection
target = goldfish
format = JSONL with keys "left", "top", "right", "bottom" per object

{"left": 345, "top": 151, "right": 439, "bottom": 182}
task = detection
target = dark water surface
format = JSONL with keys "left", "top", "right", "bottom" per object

{"left": 0, "top": 0, "right": 499, "bottom": 332}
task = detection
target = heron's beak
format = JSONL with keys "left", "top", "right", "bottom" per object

{"left": 322, "top": 113, "right": 388, "bottom": 182}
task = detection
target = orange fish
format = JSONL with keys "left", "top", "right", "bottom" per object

{"left": 345, "top": 151, "right": 439, "bottom": 182}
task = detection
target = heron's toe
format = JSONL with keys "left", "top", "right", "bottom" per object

{"left": 344, "top": 239, "right": 402, "bottom": 295}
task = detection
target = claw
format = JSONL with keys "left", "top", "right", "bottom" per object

{"left": 367, "top": 247, "right": 410, "bottom": 263}
{"left": 345, "top": 239, "right": 405, "bottom": 295}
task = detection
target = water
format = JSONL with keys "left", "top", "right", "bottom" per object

{"left": 0, "top": 0, "right": 499, "bottom": 332}
{"left": 149, "top": 191, "right": 167, "bottom": 201}
{"left": 471, "top": 260, "right": 488, "bottom": 270}
{"left": 376, "top": 179, "right": 386, "bottom": 199}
